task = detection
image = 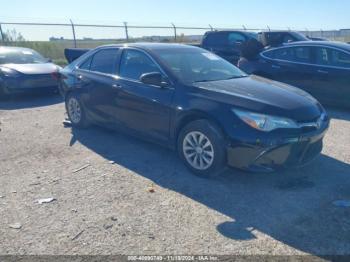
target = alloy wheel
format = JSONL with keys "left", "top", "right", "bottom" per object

{"left": 182, "top": 131, "right": 215, "bottom": 170}
{"left": 67, "top": 97, "right": 82, "bottom": 124}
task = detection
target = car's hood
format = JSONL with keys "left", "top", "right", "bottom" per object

{"left": 192, "top": 75, "right": 323, "bottom": 122}
{"left": 1, "top": 63, "right": 58, "bottom": 75}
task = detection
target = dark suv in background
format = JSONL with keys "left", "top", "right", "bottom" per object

{"left": 200, "top": 30, "right": 258, "bottom": 64}
{"left": 258, "top": 31, "right": 310, "bottom": 47}
{"left": 199, "top": 30, "right": 311, "bottom": 65}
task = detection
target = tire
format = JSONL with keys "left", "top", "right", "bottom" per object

{"left": 177, "top": 120, "right": 226, "bottom": 178}
{"left": 65, "top": 92, "right": 89, "bottom": 128}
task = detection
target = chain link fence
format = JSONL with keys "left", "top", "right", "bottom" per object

{"left": 1, "top": 20, "right": 349, "bottom": 66}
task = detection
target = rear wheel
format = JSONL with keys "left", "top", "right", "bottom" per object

{"left": 178, "top": 120, "right": 226, "bottom": 177}
{"left": 65, "top": 93, "right": 89, "bottom": 128}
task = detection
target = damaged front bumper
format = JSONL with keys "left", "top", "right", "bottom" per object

{"left": 227, "top": 124, "right": 329, "bottom": 173}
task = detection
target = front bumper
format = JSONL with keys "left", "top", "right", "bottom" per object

{"left": 2, "top": 74, "right": 58, "bottom": 95}
{"left": 227, "top": 125, "right": 328, "bottom": 172}
{"left": 2, "top": 85, "right": 58, "bottom": 95}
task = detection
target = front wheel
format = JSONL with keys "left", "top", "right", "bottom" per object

{"left": 65, "top": 93, "right": 89, "bottom": 128}
{"left": 178, "top": 120, "right": 226, "bottom": 178}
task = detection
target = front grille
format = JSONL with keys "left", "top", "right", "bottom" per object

{"left": 21, "top": 74, "right": 56, "bottom": 88}
{"left": 297, "top": 113, "right": 327, "bottom": 133}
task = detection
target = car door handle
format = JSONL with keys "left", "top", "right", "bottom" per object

{"left": 271, "top": 64, "right": 281, "bottom": 69}
{"left": 317, "top": 70, "right": 329, "bottom": 74}
{"left": 112, "top": 83, "right": 123, "bottom": 89}
{"left": 77, "top": 74, "right": 83, "bottom": 81}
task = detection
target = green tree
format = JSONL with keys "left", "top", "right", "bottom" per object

{"left": 3, "top": 29, "right": 25, "bottom": 42}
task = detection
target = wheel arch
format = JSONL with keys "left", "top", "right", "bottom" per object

{"left": 174, "top": 110, "right": 226, "bottom": 148}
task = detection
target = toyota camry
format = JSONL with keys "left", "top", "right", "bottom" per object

{"left": 59, "top": 43, "right": 329, "bottom": 177}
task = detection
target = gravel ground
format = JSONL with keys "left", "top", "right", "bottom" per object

{"left": 0, "top": 94, "right": 350, "bottom": 256}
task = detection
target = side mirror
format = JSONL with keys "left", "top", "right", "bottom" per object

{"left": 140, "top": 72, "right": 169, "bottom": 88}
{"left": 46, "top": 58, "right": 53, "bottom": 63}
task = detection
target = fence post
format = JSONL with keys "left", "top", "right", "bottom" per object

{"left": 123, "top": 22, "right": 129, "bottom": 42}
{"left": 209, "top": 24, "right": 213, "bottom": 31}
{"left": 304, "top": 28, "right": 309, "bottom": 37}
{"left": 171, "top": 23, "right": 177, "bottom": 42}
{"left": 0, "top": 23, "right": 4, "bottom": 43}
{"left": 70, "top": 19, "right": 77, "bottom": 48}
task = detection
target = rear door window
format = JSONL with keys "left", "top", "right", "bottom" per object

{"left": 90, "top": 48, "right": 119, "bottom": 74}
{"left": 315, "top": 47, "right": 330, "bottom": 66}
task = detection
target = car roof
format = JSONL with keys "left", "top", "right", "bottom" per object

{"left": 96, "top": 42, "right": 200, "bottom": 52}
{"left": 206, "top": 30, "right": 249, "bottom": 33}
{"left": 283, "top": 41, "right": 350, "bottom": 52}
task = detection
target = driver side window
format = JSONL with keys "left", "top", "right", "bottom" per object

{"left": 119, "top": 49, "right": 161, "bottom": 81}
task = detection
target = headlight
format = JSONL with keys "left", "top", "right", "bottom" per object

{"left": 233, "top": 108, "right": 298, "bottom": 132}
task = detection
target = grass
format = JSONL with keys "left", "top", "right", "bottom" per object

{"left": 2, "top": 36, "right": 349, "bottom": 67}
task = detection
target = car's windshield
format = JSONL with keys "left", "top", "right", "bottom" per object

{"left": 0, "top": 48, "right": 48, "bottom": 65}
{"left": 292, "top": 32, "right": 309, "bottom": 41}
{"left": 157, "top": 48, "right": 247, "bottom": 83}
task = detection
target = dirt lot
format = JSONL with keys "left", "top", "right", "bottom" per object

{"left": 0, "top": 94, "right": 350, "bottom": 256}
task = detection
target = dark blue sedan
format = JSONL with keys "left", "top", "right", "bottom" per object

{"left": 238, "top": 41, "right": 350, "bottom": 109}
{"left": 60, "top": 43, "right": 329, "bottom": 177}
{"left": 0, "top": 47, "right": 60, "bottom": 98}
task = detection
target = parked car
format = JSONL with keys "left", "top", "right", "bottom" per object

{"left": 0, "top": 46, "right": 60, "bottom": 97}
{"left": 197, "top": 30, "right": 311, "bottom": 66}
{"left": 199, "top": 30, "right": 258, "bottom": 64}
{"left": 238, "top": 41, "right": 350, "bottom": 109}
{"left": 60, "top": 43, "right": 329, "bottom": 176}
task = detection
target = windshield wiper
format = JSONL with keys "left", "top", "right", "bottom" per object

{"left": 223, "top": 75, "right": 248, "bottom": 80}
{"left": 193, "top": 79, "right": 215, "bottom": 83}
{"left": 193, "top": 75, "right": 248, "bottom": 83}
